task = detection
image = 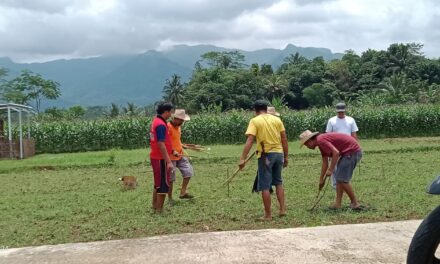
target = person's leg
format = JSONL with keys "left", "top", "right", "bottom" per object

{"left": 155, "top": 160, "right": 170, "bottom": 213}
{"left": 275, "top": 185, "right": 286, "bottom": 216}
{"left": 341, "top": 152, "right": 362, "bottom": 208}
{"left": 342, "top": 183, "right": 360, "bottom": 208}
{"left": 333, "top": 182, "right": 344, "bottom": 208}
{"left": 178, "top": 158, "right": 194, "bottom": 198}
{"left": 257, "top": 156, "right": 272, "bottom": 220}
{"left": 271, "top": 153, "right": 286, "bottom": 216}
{"left": 152, "top": 188, "right": 157, "bottom": 210}
{"left": 177, "top": 157, "right": 194, "bottom": 199}
{"left": 168, "top": 161, "right": 177, "bottom": 201}
{"left": 168, "top": 182, "right": 173, "bottom": 201}
{"left": 156, "top": 194, "right": 166, "bottom": 213}
{"left": 261, "top": 190, "right": 272, "bottom": 219}
{"left": 181, "top": 177, "right": 190, "bottom": 196}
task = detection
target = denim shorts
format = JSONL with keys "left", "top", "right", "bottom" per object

{"left": 334, "top": 151, "right": 362, "bottom": 183}
{"left": 256, "top": 153, "right": 284, "bottom": 191}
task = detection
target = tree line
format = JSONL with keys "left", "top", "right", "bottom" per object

{"left": 1, "top": 42, "right": 439, "bottom": 121}
{"left": 163, "top": 43, "right": 440, "bottom": 112}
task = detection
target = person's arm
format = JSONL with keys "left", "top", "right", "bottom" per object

{"left": 326, "top": 145, "right": 340, "bottom": 176}
{"left": 158, "top": 142, "right": 172, "bottom": 165}
{"left": 351, "top": 132, "right": 359, "bottom": 141}
{"left": 319, "top": 156, "right": 329, "bottom": 189}
{"left": 156, "top": 125, "right": 173, "bottom": 172}
{"left": 351, "top": 118, "right": 359, "bottom": 141}
{"left": 239, "top": 135, "right": 255, "bottom": 170}
{"left": 325, "top": 119, "right": 333, "bottom": 133}
{"left": 280, "top": 131, "right": 288, "bottom": 167}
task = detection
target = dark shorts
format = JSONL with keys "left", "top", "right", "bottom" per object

{"left": 334, "top": 151, "right": 362, "bottom": 183}
{"left": 150, "top": 159, "right": 170, "bottom": 194}
{"left": 256, "top": 153, "right": 284, "bottom": 191}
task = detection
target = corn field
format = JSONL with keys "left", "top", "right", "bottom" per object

{"left": 15, "top": 104, "right": 440, "bottom": 153}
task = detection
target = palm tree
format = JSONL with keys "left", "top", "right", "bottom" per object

{"left": 122, "top": 102, "right": 139, "bottom": 117}
{"left": 104, "top": 103, "right": 120, "bottom": 118}
{"left": 162, "top": 74, "right": 185, "bottom": 107}
{"left": 379, "top": 73, "right": 410, "bottom": 103}
{"left": 264, "top": 74, "right": 287, "bottom": 100}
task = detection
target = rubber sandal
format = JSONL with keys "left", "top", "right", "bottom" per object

{"left": 179, "top": 193, "right": 194, "bottom": 199}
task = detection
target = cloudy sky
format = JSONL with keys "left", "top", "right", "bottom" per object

{"left": 0, "top": 0, "right": 439, "bottom": 62}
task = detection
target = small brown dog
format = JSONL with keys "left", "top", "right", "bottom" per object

{"left": 119, "top": 176, "right": 137, "bottom": 190}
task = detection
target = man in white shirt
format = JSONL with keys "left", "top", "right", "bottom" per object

{"left": 326, "top": 102, "right": 359, "bottom": 188}
{"left": 326, "top": 102, "right": 359, "bottom": 140}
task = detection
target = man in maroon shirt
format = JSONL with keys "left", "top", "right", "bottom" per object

{"left": 300, "top": 130, "right": 363, "bottom": 210}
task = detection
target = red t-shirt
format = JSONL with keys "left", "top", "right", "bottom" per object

{"left": 316, "top": 133, "right": 361, "bottom": 157}
{"left": 149, "top": 116, "right": 172, "bottom": 160}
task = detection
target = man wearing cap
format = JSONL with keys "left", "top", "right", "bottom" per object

{"left": 239, "top": 100, "right": 289, "bottom": 221}
{"left": 300, "top": 130, "right": 363, "bottom": 210}
{"left": 149, "top": 102, "right": 175, "bottom": 213}
{"left": 326, "top": 102, "right": 359, "bottom": 189}
{"left": 326, "top": 102, "right": 359, "bottom": 140}
{"left": 167, "top": 109, "right": 194, "bottom": 201}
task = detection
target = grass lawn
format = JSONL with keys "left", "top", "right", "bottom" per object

{"left": 1, "top": 137, "right": 440, "bottom": 248}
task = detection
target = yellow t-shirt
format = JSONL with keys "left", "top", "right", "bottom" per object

{"left": 245, "top": 113, "right": 285, "bottom": 156}
{"left": 167, "top": 122, "right": 183, "bottom": 161}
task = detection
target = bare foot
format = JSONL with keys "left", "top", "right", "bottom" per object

{"left": 279, "top": 211, "right": 287, "bottom": 217}
{"left": 349, "top": 203, "right": 361, "bottom": 209}
{"left": 256, "top": 216, "right": 272, "bottom": 221}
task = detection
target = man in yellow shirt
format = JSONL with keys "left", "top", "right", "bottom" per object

{"left": 167, "top": 109, "right": 194, "bottom": 202}
{"left": 239, "top": 100, "right": 289, "bottom": 221}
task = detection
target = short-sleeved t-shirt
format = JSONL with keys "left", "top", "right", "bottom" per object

{"left": 245, "top": 113, "right": 285, "bottom": 156}
{"left": 149, "top": 116, "right": 172, "bottom": 160}
{"left": 326, "top": 116, "right": 359, "bottom": 135}
{"left": 167, "top": 122, "right": 183, "bottom": 161}
{"left": 317, "top": 133, "right": 361, "bottom": 157}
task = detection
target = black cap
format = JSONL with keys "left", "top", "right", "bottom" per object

{"left": 253, "top": 99, "right": 269, "bottom": 108}
{"left": 335, "top": 102, "right": 346, "bottom": 112}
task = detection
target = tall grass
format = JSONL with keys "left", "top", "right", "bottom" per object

{"left": 27, "top": 104, "right": 440, "bottom": 153}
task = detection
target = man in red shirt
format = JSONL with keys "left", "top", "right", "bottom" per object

{"left": 149, "top": 102, "right": 174, "bottom": 213}
{"left": 300, "top": 130, "right": 363, "bottom": 210}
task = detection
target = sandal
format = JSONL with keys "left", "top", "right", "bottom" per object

{"left": 179, "top": 193, "right": 194, "bottom": 199}
{"left": 349, "top": 205, "right": 366, "bottom": 211}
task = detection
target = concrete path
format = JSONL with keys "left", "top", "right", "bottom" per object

{"left": 0, "top": 220, "right": 421, "bottom": 264}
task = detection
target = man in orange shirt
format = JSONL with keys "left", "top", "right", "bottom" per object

{"left": 167, "top": 109, "right": 194, "bottom": 202}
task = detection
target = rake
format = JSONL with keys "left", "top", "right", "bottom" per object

{"left": 223, "top": 151, "right": 256, "bottom": 185}
{"left": 309, "top": 175, "right": 331, "bottom": 211}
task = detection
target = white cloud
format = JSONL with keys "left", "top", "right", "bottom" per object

{"left": 0, "top": 0, "right": 439, "bottom": 62}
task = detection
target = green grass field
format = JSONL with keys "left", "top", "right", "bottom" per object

{"left": 1, "top": 137, "right": 440, "bottom": 248}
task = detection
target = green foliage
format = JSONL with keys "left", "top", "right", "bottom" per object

{"left": 201, "top": 51, "right": 246, "bottom": 69}
{"left": 0, "top": 70, "right": 60, "bottom": 112}
{"left": 303, "top": 82, "right": 335, "bottom": 107}
{"left": 162, "top": 74, "right": 186, "bottom": 107}
{"left": 29, "top": 104, "right": 440, "bottom": 153}
{"left": 106, "top": 103, "right": 120, "bottom": 118}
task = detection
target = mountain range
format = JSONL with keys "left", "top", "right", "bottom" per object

{"left": 0, "top": 44, "right": 343, "bottom": 108}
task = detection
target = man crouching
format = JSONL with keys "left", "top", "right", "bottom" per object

{"left": 300, "top": 130, "right": 363, "bottom": 210}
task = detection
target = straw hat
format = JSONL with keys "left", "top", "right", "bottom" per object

{"left": 267, "top": 106, "right": 280, "bottom": 116}
{"left": 299, "top": 130, "right": 319, "bottom": 147}
{"left": 173, "top": 109, "right": 190, "bottom": 121}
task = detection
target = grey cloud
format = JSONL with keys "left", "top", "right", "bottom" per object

{"left": 123, "top": 0, "right": 279, "bottom": 22}
{"left": 1, "top": 0, "right": 440, "bottom": 62}
{"left": 294, "top": 0, "right": 337, "bottom": 6}
{"left": 0, "top": 0, "right": 88, "bottom": 14}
